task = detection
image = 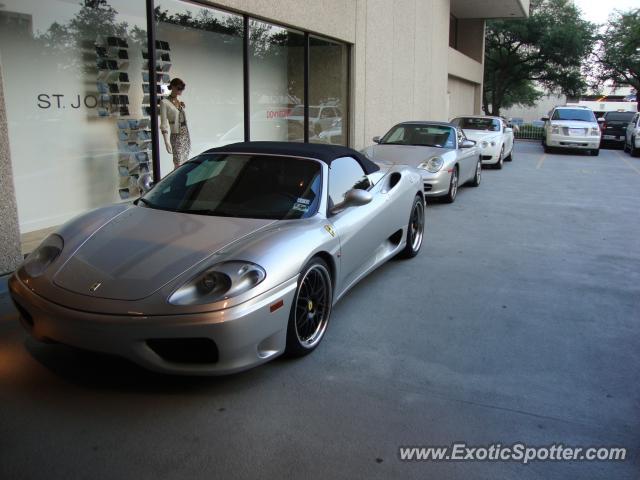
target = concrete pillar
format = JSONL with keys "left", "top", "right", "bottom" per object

{"left": 0, "top": 53, "right": 23, "bottom": 275}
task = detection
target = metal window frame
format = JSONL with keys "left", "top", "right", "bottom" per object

{"left": 146, "top": 0, "right": 161, "bottom": 182}
{"left": 147, "top": 0, "right": 351, "bottom": 182}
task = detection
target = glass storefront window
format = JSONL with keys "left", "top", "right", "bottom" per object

{"left": 0, "top": 0, "right": 349, "bottom": 241}
{"left": 309, "top": 36, "right": 349, "bottom": 146}
{"left": 155, "top": 2, "right": 243, "bottom": 173}
{"left": 0, "top": 0, "right": 149, "bottom": 233}
{"left": 248, "top": 20, "right": 305, "bottom": 142}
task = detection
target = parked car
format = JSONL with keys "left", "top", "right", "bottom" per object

{"left": 624, "top": 112, "right": 640, "bottom": 157}
{"left": 541, "top": 106, "right": 601, "bottom": 156}
{"left": 599, "top": 111, "right": 636, "bottom": 148}
{"left": 315, "top": 119, "right": 344, "bottom": 145}
{"left": 9, "top": 142, "right": 425, "bottom": 375}
{"left": 362, "top": 121, "right": 481, "bottom": 203}
{"left": 287, "top": 105, "right": 342, "bottom": 135}
{"left": 450, "top": 115, "right": 514, "bottom": 169}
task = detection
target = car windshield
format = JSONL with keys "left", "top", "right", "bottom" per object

{"left": 453, "top": 117, "right": 500, "bottom": 132}
{"left": 552, "top": 109, "right": 596, "bottom": 122}
{"left": 604, "top": 112, "right": 635, "bottom": 122}
{"left": 140, "top": 153, "right": 322, "bottom": 220}
{"left": 380, "top": 124, "right": 455, "bottom": 148}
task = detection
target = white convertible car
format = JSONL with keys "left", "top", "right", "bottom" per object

{"left": 451, "top": 116, "right": 514, "bottom": 169}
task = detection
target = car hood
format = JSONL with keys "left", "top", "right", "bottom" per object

{"left": 53, "top": 206, "right": 276, "bottom": 301}
{"left": 363, "top": 144, "right": 449, "bottom": 166}
{"left": 462, "top": 130, "right": 501, "bottom": 142}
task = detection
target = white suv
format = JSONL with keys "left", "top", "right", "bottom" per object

{"left": 542, "top": 106, "right": 601, "bottom": 156}
{"left": 624, "top": 112, "right": 640, "bottom": 157}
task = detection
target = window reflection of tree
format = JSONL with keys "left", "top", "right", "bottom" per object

{"left": 37, "top": 0, "right": 146, "bottom": 74}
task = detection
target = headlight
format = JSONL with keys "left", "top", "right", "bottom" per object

{"left": 590, "top": 127, "right": 600, "bottom": 136}
{"left": 551, "top": 125, "right": 560, "bottom": 134}
{"left": 169, "top": 261, "right": 266, "bottom": 306}
{"left": 480, "top": 141, "right": 489, "bottom": 148}
{"left": 20, "top": 234, "right": 64, "bottom": 278}
{"left": 418, "top": 157, "right": 444, "bottom": 173}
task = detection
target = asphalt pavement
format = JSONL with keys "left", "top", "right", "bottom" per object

{"left": 0, "top": 141, "right": 639, "bottom": 479}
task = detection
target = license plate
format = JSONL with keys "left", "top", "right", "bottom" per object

{"left": 569, "top": 128, "right": 583, "bottom": 136}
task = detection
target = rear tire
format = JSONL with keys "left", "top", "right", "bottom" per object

{"left": 285, "top": 258, "right": 333, "bottom": 357}
{"left": 631, "top": 138, "right": 639, "bottom": 157}
{"left": 398, "top": 195, "right": 425, "bottom": 259}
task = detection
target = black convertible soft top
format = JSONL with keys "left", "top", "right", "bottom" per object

{"left": 205, "top": 141, "right": 380, "bottom": 175}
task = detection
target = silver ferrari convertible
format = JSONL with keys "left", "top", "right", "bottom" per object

{"left": 364, "top": 121, "right": 482, "bottom": 203}
{"left": 10, "top": 142, "right": 425, "bottom": 375}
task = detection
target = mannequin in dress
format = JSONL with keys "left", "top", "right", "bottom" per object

{"left": 159, "top": 78, "right": 191, "bottom": 169}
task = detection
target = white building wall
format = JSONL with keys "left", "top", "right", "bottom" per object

{"left": 501, "top": 93, "right": 567, "bottom": 123}
{"left": 447, "top": 76, "right": 478, "bottom": 119}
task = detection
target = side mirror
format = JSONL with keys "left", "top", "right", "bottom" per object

{"left": 137, "top": 172, "right": 154, "bottom": 193}
{"left": 372, "top": 136, "right": 381, "bottom": 144}
{"left": 504, "top": 127, "right": 513, "bottom": 133}
{"left": 460, "top": 139, "right": 476, "bottom": 149}
{"left": 330, "top": 189, "right": 372, "bottom": 215}
{"left": 541, "top": 116, "right": 549, "bottom": 122}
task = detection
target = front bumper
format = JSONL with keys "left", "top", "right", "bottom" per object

{"left": 480, "top": 149, "right": 500, "bottom": 164}
{"left": 600, "top": 134, "right": 625, "bottom": 144}
{"left": 547, "top": 134, "right": 600, "bottom": 150}
{"left": 421, "top": 169, "right": 453, "bottom": 197}
{"left": 9, "top": 274, "right": 298, "bottom": 375}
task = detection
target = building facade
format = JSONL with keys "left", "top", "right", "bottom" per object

{"left": 0, "top": 0, "right": 528, "bottom": 274}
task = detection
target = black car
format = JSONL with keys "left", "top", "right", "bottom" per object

{"left": 599, "top": 111, "right": 636, "bottom": 148}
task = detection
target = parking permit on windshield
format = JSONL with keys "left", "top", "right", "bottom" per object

{"left": 292, "top": 203, "right": 309, "bottom": 213}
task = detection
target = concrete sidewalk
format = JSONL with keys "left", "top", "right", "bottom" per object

{"left": 0, "top": 273, "right": 9, "bottom": 297}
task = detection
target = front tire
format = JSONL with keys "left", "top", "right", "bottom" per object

{"left": 470, "top": 160, "right": 481, "bottom": 187}
{"left": 443, "top": 166, "right": 458, "bottom": 203}
{"left": 631, "top": 137, "right": 639, "bottom": 157}
{"left": 591, "top": 149, "right": 600, "bottom": 156}
{"left": 398, "top": 195, "right": 425, "bottom": 259}
{"left": 495, "top": 146, "right": 504, "bottom": 169}
{"left": 285, "top": 258, "right": 333, "bottom": 357}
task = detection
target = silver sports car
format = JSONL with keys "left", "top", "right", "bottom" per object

{"left": 364, "top": 121, "right": 482, "bottom": 203}
{"left": 9, "top": 142, "right": 425, "bottom": 375}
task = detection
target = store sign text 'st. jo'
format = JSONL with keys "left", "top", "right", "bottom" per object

{"left": 37, "top": 93, "right": 111, "bottom": 110}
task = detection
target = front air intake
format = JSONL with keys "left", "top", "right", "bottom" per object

{"left": 146, "top": 338, "right": 219, "bottom": 364}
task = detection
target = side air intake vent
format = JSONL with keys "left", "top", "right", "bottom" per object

{"left": 388, "top": 172, "right": 401, "bottom": 189}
